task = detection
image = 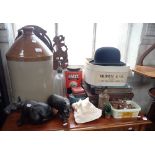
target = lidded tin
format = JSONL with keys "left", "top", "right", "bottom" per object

{"left": 6, "top": 27, "right": 53, "bottom": 102}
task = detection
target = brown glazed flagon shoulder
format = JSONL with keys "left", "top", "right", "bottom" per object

{"left": 6, "top": 27, "right": 52, "bottom": 62}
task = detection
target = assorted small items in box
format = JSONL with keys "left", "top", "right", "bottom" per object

{"left": 111, "top": 100, "right": 136, "bottom": 109}
{"left": 110, "top": 100, "right": 141, "bottom": 119}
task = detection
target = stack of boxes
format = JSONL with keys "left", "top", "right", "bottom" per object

{"left": 83, "top": 47, "right": 134, "bottom": 107}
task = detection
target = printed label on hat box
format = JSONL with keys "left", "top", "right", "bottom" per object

{"left": 95, "top": 72, "right": 128, "bottom": 83}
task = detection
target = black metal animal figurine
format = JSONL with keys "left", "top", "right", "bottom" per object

{"left": 5, "top": 97, "right": 54, "bottom": 126}
{"left": 47, "top": 94, "right": 70, "bottom": 124}
{"left": 4, "top": 95, "right": 70, "bottom": 126}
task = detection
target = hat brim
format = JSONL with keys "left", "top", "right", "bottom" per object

{"left": 90, "top": 60, "right": 126, "bottom": 66}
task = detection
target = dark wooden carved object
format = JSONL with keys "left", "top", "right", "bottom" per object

{"left": 136, "top": 43, "right": 155, "bottom": 129}
{"left": 137, "top": 43, "right": 155, "bottom": 65}
{"left": 52, "top": 35, "right": 68, "bottom": 70}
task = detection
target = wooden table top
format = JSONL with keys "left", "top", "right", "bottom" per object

{"left": 132, "top": 65, "right": 155, "bottom": 78}
{"left": 1, "top": 111, "right": 152, "bottom": 131}
{"left": 1, "top": 112, "right": 65, "bottom": 131}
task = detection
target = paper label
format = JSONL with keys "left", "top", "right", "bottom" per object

{"left": 121, "top": 112, "right": 133, "bottom": 118}
{"left": 26, "top": 104, "right": 32, "bottom": 108}
{"left": 95, "top": 72, "right": 127, "bottom": 83}
{"left": 35, "top": 48, "right": 42, "bottom": 53}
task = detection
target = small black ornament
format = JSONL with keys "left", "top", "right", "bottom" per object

{"left": 47, "top": 94, "right": 70, "bottom": 124}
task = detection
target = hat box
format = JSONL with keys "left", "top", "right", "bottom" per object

{"left": 84, "top": 58, "right": 130, "bottom": 87}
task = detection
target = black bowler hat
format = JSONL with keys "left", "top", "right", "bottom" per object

{"left": 90, "top": 47, "right": 126, "bottom": 66}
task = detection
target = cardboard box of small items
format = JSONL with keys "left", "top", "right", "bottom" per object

{"left": 110, "top": 100, "right": 141, "bottom": 119}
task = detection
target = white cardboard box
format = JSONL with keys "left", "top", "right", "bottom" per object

{"left": 84, "top": 58, "right": 130, "bottom": 87}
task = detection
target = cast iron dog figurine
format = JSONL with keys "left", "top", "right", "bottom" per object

{"left": 5, "top": 97, "right": 54, "bottom": 126}
{"left": 47, "top": 94, "right": 70, "bottom": 124}
{"left": 17, "top": 99, "right": 53, "bottom": 126}
{"left": 4, "top": 94, "right": 70, "bottom": 126}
